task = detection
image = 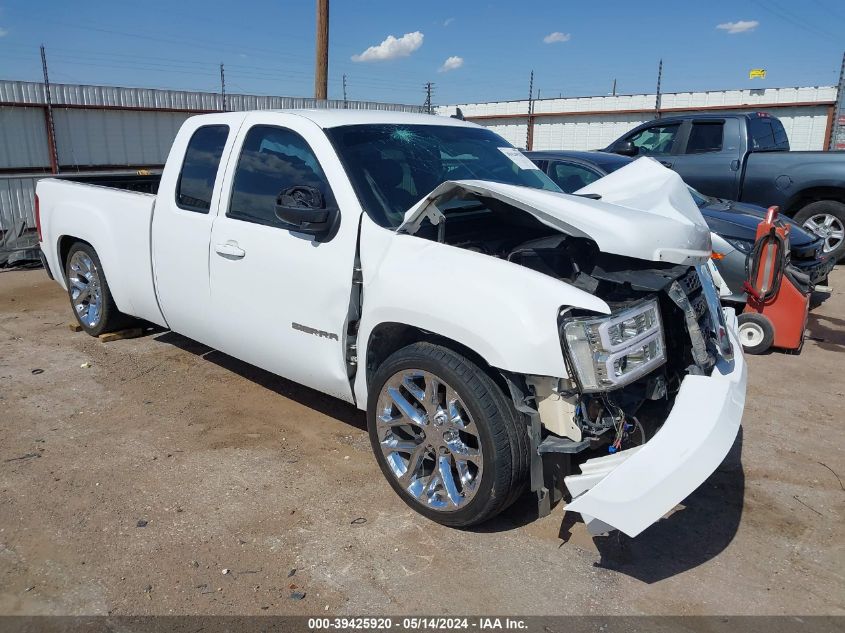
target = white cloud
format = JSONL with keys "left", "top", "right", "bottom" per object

{"left": 351, "top": 31, "right": 424, "bottom": 62}
{"left": 716, "top": 20, "right": 759, "bottom": 34}
{"left": 438, "top": 56, "right": 464, "bottom": 73}
{"left": 443, "top": 17, "right": 455, "bottom": 26}
{"left": 0, "top": 27, "right": 8, "bottom": 37}
{"left": 543, "top": 31, "right": 571, "bottom": 44}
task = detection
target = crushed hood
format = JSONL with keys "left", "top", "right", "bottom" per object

{"left": 398, "top": 157, "right": 712, "bottom": 266}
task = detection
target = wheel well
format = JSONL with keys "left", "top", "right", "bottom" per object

{"left": 785, "top": 187, "right": 845, "bottom": 215}
{"left": 365, "top": 322, "right": 510, "bottom": 396}
{"left": 57, "top": 235, "right": 92, "bottom": 280}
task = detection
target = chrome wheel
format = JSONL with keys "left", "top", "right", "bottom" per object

{"left": 802, "top": 213, "right": 844, "bottom": 254}
{"left": 68, "top": 250, "right": 103, "bottom": 328}
{"left": 738, "top": 321, "right": 765, "bottom": 348}
{"left": 375, "top": 370, "right": 483, "bottom": 511}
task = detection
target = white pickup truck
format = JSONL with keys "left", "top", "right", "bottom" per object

{"left": 35, "top": 110, "right": 746, "bottom": 537}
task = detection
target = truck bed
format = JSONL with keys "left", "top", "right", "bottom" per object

{"left": 37, "top": 178, "right": 167, "bottom": 328}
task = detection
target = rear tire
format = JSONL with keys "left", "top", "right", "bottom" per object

{"left": 65, "top": 242, "right": 134, "bottom": 337}
{"left": 793, "top": 200, "right": 845, "bottom": 262}
{"left": 367, "top": 342, "right": 529, "bottom": 527}
{"left": 737, "top": 312, "right": 774, "bottom": 355}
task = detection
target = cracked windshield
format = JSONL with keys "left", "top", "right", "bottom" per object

{"left": 328, "top": 124, "right": 561, "bottom": 227}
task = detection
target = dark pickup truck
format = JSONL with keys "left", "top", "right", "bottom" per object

{"left": 605, "top": 112, "right": 845, "bottom": 260}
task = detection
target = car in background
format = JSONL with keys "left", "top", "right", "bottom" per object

{"left": 603, "top": 112, "right": 845, "bottom": 262}
{"left": 524, "top": 150, "right": 834, "bottom": 304}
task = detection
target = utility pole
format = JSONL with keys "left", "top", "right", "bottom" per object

{"left": 314, "top": 0, "right": 329, "bottom": 100}
{"left": 423, "top": 82, "right": 434, "bottom": 114}
{"left": 525, "top": 70, "right": 535, "bottom": 150}
{"left": 655, "top": 59, "right": 663, "bottom": 118}
{"left": 40, "top": 44, "right": 59, "bottom": 174}
{"left": 342, "top": 73, "right": 348, "bottom": 108}
{"left": 612, "top": 78, "right": 617, "bottom": 96}
{"left": 829, "top": 51, "right": 845, "bottom": 150}
{"left": 220, "top": 63, "right": 227, "bottom": 112}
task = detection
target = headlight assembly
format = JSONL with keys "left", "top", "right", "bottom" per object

{"left": 562, "top": 298, "right": 666, "bottom": 392}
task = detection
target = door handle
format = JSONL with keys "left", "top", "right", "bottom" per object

{"left": 214, "top": 242, "right": 245, "bottom": 259}
{"left": 660, "top": 160, "right": 674, "bottom": 168}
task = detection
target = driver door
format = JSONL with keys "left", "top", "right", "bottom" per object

{"left": 207, "top": 114, "right": 360, "bottom": 401}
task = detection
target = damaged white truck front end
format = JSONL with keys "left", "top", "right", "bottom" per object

{"left": 360, "top": 158, "right": 746, "bottom": 537}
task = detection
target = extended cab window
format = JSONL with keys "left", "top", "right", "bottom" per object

{"left": 627, "top": 123, "right": 680, "bottom": 156}
{"left": 229, "top": 126, "right": 334, "bottom": 228}
{"left": 748, "top": 116, "right": 790, "bottom": 151}
{"left": 550, "top": 161, "right": 602, "bottom": 193}
{"left": 686, "top": 122, "right": 724, "bottom": 154}
{"left": 176, "top": 125, "right": 229, "bottom": 213}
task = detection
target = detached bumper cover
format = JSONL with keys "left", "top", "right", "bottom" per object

{"left": 564, "top": 311, "right": 747, "bottom": 537}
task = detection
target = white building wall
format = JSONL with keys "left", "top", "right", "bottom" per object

{"left": 439, "top": 86, "right": 838, "bottom": 151}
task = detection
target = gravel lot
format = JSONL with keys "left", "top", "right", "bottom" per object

{"left": 1, "top": 266, "right": 843, "bottom": 616}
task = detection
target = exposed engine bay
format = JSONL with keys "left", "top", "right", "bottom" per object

{"left": 409, "top": 191, "right": 725, "bottom": 453}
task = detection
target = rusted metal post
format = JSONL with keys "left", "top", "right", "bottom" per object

{"left": 40, "top": 44, "right": 59, "bottom": 174}
{"left": 526, "top": 70, "right": 535, "bottom": 150}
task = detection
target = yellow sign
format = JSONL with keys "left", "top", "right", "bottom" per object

{"left": 749, "top": 69, "right": 767, "bottom": 79}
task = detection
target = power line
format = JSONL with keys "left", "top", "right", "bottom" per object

{"left": 751, "top": 0, "right": 841, "bottom": 44}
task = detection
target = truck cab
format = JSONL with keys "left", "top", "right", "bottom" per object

{"left": 606, "top": 112, "right": 845, "bottom": 260}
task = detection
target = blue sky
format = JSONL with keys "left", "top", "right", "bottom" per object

{"left": 0, "top": 1, "right": 842, "bottom": 107}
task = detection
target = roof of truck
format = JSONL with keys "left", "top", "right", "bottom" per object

{"left": 269, "top": 109, "right": 478, "bottom": 129}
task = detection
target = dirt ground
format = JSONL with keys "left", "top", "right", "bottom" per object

{"left": 0, "top": 266, "right": 843, "bottom": 616}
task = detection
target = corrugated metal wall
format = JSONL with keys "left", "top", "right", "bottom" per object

{"left": 52, "top": 109, "right": 192, "bottom": 167}
{"left": 439, "top": 86, "right": 839, "bottom": 151}
{"left": 0, "top": 79, "right": 425, "bottom": 113}
{"left": 0, "top": 106, "right": 50, "bottom": 169}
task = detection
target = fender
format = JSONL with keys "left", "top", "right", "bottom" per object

{"left": 352, "top": 216, "right": 610, "bottom": 407}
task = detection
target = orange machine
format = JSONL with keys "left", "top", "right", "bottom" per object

{"left": 738, "top": 206, "right": 811, "bottom": 354}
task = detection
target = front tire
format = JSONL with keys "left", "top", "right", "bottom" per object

{"left": 65, "top": 242, "right": 133, "bottom": 336}
{"left": 367, "top": 342, "right": 529, "bottom": 527}
{"left": 793, "top": 200, "right": 845, "bottom": 262}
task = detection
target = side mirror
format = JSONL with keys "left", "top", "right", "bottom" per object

{"left": 274, "top": 185, "right": 338, "bottom": 240}
{"left": 611, "top": 140, "right": 638, "bottom": 157}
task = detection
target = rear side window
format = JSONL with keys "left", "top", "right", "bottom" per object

{"left": 228, "top": 125, "right": 334, "bottom": 228}
{"left": 686, "top": 122, "right": 724, "bottom": 154}
{"left": 176, "top": 125, "right": 229, "bottom": 213}
{"left": 748, "top": 116, "right": 789, "bottom": 151}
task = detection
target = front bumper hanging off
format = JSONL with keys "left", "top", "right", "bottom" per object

{"left": 564, "top": 309, "right": 747, "bottom": 537}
